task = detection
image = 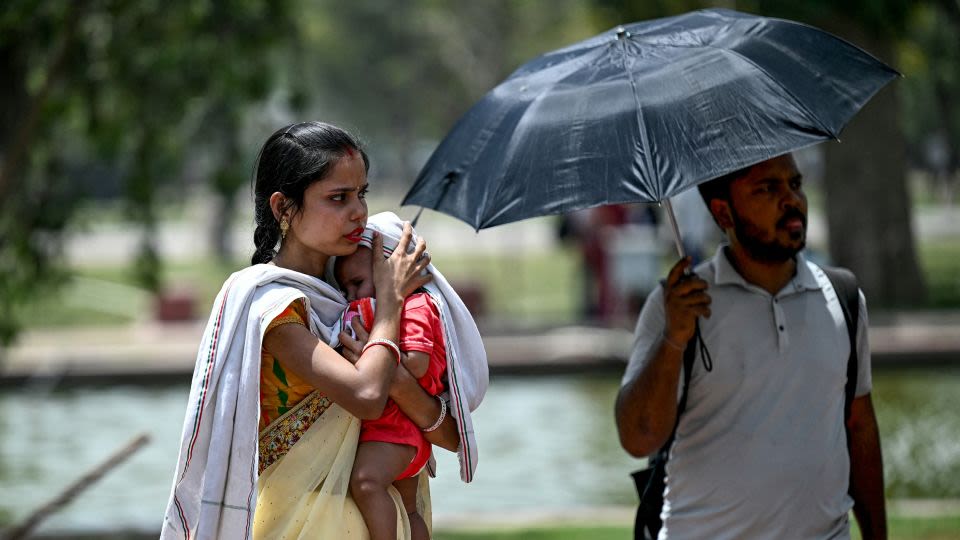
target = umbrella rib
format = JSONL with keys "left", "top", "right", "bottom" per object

{"left": 718, "top": 46, "right": 838, "bottom": 140}
{"left": 478, "top": 45, "right": 616, "bottom": 228}
{"left": 619, "top": 38, "right": 659, "bottom": 201}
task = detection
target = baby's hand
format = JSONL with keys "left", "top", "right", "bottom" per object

{"left": 338, "top": 315, "right": 369, "bottom": 364}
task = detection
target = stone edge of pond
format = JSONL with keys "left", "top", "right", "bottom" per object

{"left": 2, "top": 316, "right": 960, "bottom": 387}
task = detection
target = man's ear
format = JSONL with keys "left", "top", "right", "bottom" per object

{"left": 710, "top": 199, "right": 734, "bottom": 230}
{"left": 269, "top": 192, "right": 287, "bottom": 222}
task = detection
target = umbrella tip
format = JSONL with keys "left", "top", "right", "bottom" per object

{"left": 616, "top": 26, "right": 630, "bottom": 39}
{"left": 411, "top": 206, "right": 425, "bottom": 227}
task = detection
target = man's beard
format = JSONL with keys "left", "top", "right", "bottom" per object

{"left": 729, "top": 204, "right": 806, "bottom": 263}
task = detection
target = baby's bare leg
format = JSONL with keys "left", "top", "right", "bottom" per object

{"left": 350, "top": 441, "right": 416, "bottom": 540}
{"left": 395, "top": 476, "right": 429, "bottom": 540}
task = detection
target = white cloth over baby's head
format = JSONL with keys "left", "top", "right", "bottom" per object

{"left": 345, "top": 211, "right": 488, "bottom": 483}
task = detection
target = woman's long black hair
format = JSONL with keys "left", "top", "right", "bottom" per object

{"left": 251, "top": 122, "right": 369, "bottom": 265}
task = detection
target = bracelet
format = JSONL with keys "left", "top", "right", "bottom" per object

{"left": 661, "top": 331, "right": 685, "bottom": 352}
{"left": 361, "top": 338, "right": 402, "bottom": 365}
{"left": 421, "top": 395, "right": 447, "bottom": 433}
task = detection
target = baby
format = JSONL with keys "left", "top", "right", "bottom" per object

{"left": 335, "top": 238, "right": 447, "bottom": 540}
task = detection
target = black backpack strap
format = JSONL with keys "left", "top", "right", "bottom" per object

{"left": 820, "top": 265, "right": 860, "bottom": 428}
{"left": 634, "top": 335, "right": 697, "bottom": 540}
{"left": 652, "top": 333, "right": 697, "bottom": 465}
{"left": 673, "top": 335, "right": 698, "bottom": 441}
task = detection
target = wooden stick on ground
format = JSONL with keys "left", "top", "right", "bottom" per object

{"left": 2, "top": 433, "right": 151, "bottom": 540}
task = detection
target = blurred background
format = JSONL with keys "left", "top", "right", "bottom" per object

{"left": 1, "top": 1, "right": 958, "bottom": 538}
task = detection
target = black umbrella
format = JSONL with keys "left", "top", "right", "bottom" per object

{"left": 403, "top": 8, "right": 898, "bottom": 252}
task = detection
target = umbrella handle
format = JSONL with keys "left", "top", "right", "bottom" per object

{"left": 662, "top": 198, "right": 687, "bottom": 261}
{"left": 665, "top": 199, "right": 712, "bottom": 371}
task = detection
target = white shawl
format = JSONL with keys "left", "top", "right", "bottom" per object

{"left": 339, "top": 211, "right": 489, "bottom": 483}
{"left": 160, "top": 264, "right": 347, "bottom": 540}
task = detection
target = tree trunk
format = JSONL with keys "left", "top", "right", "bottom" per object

{"left": 933, "top": 1, "right": 960, "bottom": 200}
{"left": 822, "top": 29, "right": 926, "bottom": 308}
{"left": 209, "top": 189, "right": 236, "bottom": 263}
{"left": 206, "top": 106, "right": 243, "bottom": 263}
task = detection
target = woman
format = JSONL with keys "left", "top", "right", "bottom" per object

{"left": 161, "top": 122, "right": 460, "bottom": 539}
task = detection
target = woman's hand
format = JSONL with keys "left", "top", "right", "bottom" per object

{"left": 390, "top": 363, "right": 461, "bottom": 452}
{"left": 371, "top": 224, "right": 433, "bottom": 315}
{"left": 341, "top": 315, "right": 458, "bottom": 449}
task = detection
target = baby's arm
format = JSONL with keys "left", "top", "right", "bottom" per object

{"left": 398, "top": 294, "right": 436, "bottom": 381}
{"left": 402, "top": 350, "right": 430, "bottom": 379}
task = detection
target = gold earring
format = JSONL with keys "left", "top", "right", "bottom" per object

{"left": 280, "top": 218, "right": 289, "bottom": 240}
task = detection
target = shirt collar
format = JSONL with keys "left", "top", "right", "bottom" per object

{"left": 711, "top": 245, "right": 822, "bottom": 295}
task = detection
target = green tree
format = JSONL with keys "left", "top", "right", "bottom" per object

{"left": 900, "top": 1, "right": 960, "bottom": 201}
{"left": 298, "top": 0, "right": 596, "bottom": 185}
{"left": 0, "top": 0, "right": 294, "bottom": 343}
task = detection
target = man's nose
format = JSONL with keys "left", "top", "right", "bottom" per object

{"left": 781, "top": 187, "right": 804, "bottom": 209}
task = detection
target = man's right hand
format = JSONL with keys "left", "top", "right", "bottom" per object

{"left": 663, "top": 257, "right": 711, "bottom": 346}
{"left": 616, "top": 257, "right": 711, "bottom": 457}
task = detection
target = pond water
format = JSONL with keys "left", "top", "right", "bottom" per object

{"left": 1, "top": 370, "right": 958, "bottom": 534}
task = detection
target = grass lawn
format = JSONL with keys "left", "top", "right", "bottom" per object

{"left": 435, "top": 526, "right": 631, "bottom": 540}
{"left": 431, "top": 514, "right": 960, "bottom": 540}
{"left": 11, "top": 248, "right": 584, "bottom": 329}
{"left": 868, "top": 515, "right": 960, "bottom": 540}
{"left": 9, "top": 234, "right": 960, "bottom": 330}
{"left": 11, "top": 258, "right": 241, "bottom": 328}
{"left": 430, "top": 248, "right": 580, "bottom": 323}
{"left": 917, "top": 239, "right": 960, "bottom": 308}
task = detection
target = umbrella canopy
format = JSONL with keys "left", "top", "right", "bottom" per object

{"left": 402, "top": 8, "right": 898, "bottom": 230}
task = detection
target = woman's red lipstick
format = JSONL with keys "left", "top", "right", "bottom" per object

{"left": 346, "top": 227, "right": 364, "bottom": 243}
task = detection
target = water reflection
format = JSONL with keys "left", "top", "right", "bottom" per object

{"left": 0, "top": 385, "right": 186, "bottom": 533}
{"left": 872, "top": 370, "right": 960, "bottom": 498}
{"left": 431, "top": 375, "right": 639, "bottom": 512}
{"left": 0, "top": 370, "right": 957, "bottom": 534}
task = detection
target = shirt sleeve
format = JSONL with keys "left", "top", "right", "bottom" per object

{"left": 265, "top": 298, "right": 307, "bottom": 335}
{"left": 621, "top": 285, "right": 668, "bottom": 387}
{"left": 855, "top": 289, "right": 872, "bottom": 397}
{"left": 399, "top": 297, "right": 437, "bottom": 355}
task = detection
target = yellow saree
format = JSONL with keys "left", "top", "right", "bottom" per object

{"left": 255, "top": 392, "right": 432, "bottom": 539}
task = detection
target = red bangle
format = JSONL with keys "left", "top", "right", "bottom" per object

{"left": 361, "top": 338, "right": 402, "bottom": 365}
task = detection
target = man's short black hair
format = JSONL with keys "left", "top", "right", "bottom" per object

{"left": 697, "top": 164, "right": 753, "bottom": 227}
{"left": 698, "top": 165, "right": 751, "bottom": 206}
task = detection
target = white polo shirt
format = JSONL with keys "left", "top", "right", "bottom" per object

{"left": 622, "top": 247, "right": 871, "bottom": 540}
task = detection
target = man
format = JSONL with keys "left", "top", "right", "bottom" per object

{"left": 615, "top": 154, "right": 887, "bottom": 539}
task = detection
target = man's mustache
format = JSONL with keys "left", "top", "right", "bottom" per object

{"left": 776, "top": 208, "right": 806, "bottom": 228}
